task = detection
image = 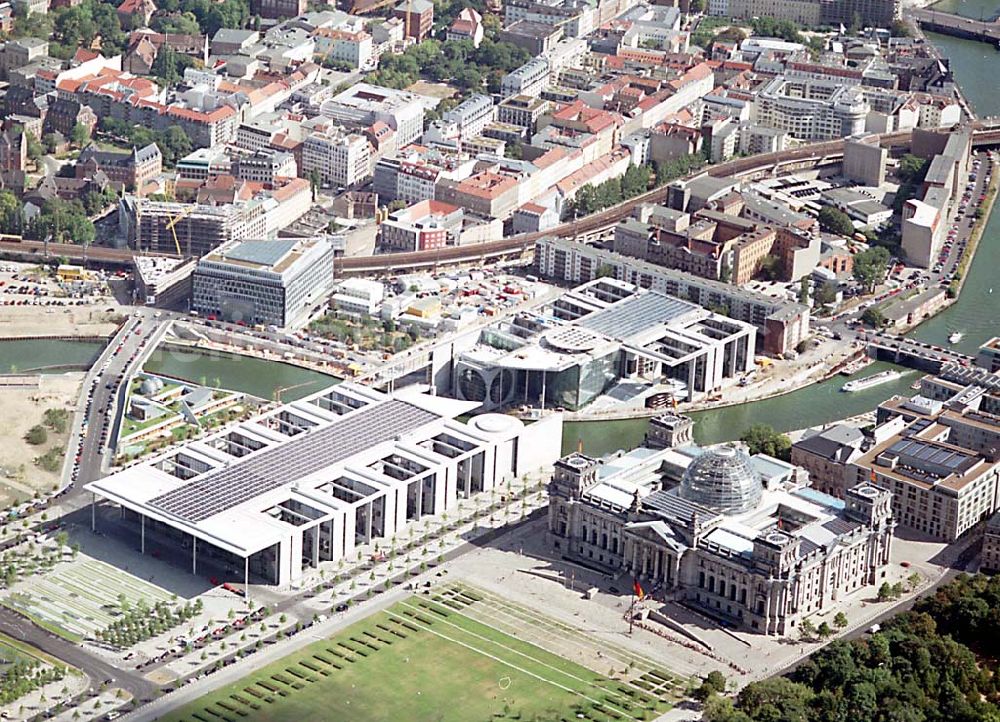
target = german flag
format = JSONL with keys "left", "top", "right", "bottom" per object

{"left": 633, "top": 578, "right": 645, "bottom": 600}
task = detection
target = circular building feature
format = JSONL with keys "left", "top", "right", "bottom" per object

{"left": 678, "top": 444, "right": 762, "bottom": 514}
{"left": 468, "top": 413, "right": 524, "bottom": 435}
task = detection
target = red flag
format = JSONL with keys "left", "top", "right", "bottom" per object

{"left": 633, "top": 579, "right": 645, "bottom": 600}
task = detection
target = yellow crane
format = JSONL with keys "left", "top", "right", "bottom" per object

{"left": 164, "top": 205, "right": 195, "bottom": 257}
{"left": 272, "top": 380, "right": 316, "bottom": 404}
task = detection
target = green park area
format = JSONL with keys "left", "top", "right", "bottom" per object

{"left": 164, "top": 593, "right": 676, "bottom": 722}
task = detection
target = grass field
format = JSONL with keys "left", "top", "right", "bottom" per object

{"left": 163, "top": 592, "right": 675, "bottom": 722}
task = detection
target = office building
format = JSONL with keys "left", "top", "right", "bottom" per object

{"left": 332, "top": 278, "right": 384, "bottom": 316}
{"left": 133, "top": 255, "right": 197, "bottom": 309}
{"left": 301, "top": 131, "right": 372, "bottom": 188}
{"left": 534, "top": 237, "right": 811, "bottom": 356}
{"left": 85, "top": 383, "right": 563, "bottom": 587}
{"left": 453, "top": 277, "right": 757, "bottom": 410}
{"left": 320, "top": 83, "right": 424, "bottom": 148}
{"left": 232, "top": 150, "right": 297, "bottom": 184}
{"left": 192, "top": 237, "right": 334, "bottom": 329}
{"left": 547, "top": 419, "right": 894, "bottom": 635}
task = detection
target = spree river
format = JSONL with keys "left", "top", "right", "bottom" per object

{"left": 1, "top": 33, "right": 996, "bottom": 457}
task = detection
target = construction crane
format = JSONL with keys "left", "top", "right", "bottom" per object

{"left": 165, "top": 205, "right": 195, "bottom": 257}
{"left": 272, "top": 380, "right": 316, "bottom": 404}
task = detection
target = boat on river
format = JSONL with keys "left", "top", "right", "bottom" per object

{"left": 948, "top": 331, "right": 964, "bottom": 344}
{"left": 842, "top": 370, "right": 903, "bottom": 393}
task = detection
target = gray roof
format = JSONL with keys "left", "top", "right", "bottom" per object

{"left": 149, "top": 400, "right": 438, "bottom": 522}
{"left": 212, "top": 28, "right": 259, "bottom": 44}
{"left": 642, "top": 488, "right": 718, "bottom": 527}
{"left": 223, "top": 239, "right": 299, "bottom": 267}
{"left": 793, "top": 424, "right": 864, "bottom": 462}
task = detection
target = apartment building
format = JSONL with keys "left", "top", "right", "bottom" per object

{"left": 372, "top": 147, "right": 477, "bottom": 205}
{"left": 754, "top": 77, "right": 869, "bottom": 141}
{"left": 442, "top": 94, "right": 495, "bottom": 142}
{"left": 378, "top": 200, "right": 464, "bottom": 252}
{"left": 76, "top": 142, "right": 162, "bottom": 194}
{"left": 501, "top": 57, "right": 551, "bottom": 99}
{"left": 394, "top": 0, "right": 433, "bottom": 40}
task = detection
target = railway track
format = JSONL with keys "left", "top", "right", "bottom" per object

{"left": 0, "top": 129, "right": 935, "bottom": 275}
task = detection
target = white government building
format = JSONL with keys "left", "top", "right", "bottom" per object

{"left": 86, "top": 383, "right": 562, "bottom": 588}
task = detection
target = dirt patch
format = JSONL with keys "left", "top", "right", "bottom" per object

{"left": 405, "top": 80, "right": 458, "bottom": 100}
{"left": 0, "top": 305, "right": 121, "bottom": 338}
{"left": 0, "top": 373, "right": 83, "bottom": 503}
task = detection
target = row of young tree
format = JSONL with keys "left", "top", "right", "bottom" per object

{"left": 95, "top": 598, "right": 204, "bottom": 649}
{"left": 0, "top": 658, "right": 65, "bottom": 706}
{"left": 702, "top": 573, "right": 1000, "bottom": 722}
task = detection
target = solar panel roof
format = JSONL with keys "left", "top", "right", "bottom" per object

{"left": 149, "top": 400, "right": 439, "bottom": 522}
{"left": 579, "top": 292, "right": 696, "bottom": 340}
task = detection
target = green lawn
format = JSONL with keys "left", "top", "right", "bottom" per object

{"left": 162, "top": 596, "right": 671, "bottom": 722}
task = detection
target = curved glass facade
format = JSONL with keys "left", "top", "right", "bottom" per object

{"left": 679, "top": 444, "right": 762, "bottom": 514}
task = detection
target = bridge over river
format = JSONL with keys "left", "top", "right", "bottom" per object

{"left": 911, "top": 6, "right": 1000, "bottom": 44}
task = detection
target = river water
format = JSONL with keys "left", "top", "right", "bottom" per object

{"left": 0, "top": 33, "right": 995, "bottom": 456}
{"left": 142, "top": 345, "right": 339, "bottom": 402}
{"left": 928, "top": 0, "right": 1000, "bottom": 20}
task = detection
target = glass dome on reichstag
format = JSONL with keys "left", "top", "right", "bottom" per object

{"left": 678, "top": 444, "right": 762, "bottom": 514}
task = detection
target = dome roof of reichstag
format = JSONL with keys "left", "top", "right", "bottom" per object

{"left": 678, "top": 444, "right": 762, "bottom": 514}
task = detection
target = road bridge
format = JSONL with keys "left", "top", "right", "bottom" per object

{"left": 864, "top": 332, "right": 975, "bottom": 373}
{"left": 911, "top": 6, "right": 1000, "bottom": 44}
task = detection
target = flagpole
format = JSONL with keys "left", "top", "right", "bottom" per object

{"left": 628, "top": 590, "right": 634, "bottom": 636}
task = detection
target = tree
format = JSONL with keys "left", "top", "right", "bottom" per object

{"left": 853, "top": 246, "right": 891, "bottom": 293}
{"left": 813, "top": 281, "right": 838, "bottom": 307}
{"left": 740, "top": 424, "right": 791, "bottom": 461}
{"left": 834, "top": 612, "right": 848, "bottom": 629}
{"left": 0, "top": 190, "right": 22, "bottom": 235}
{"left": 798, "top": 277, "right": 810, "bottom": 304}
{"left": 817, "top": 621, "right": 833, "bottom": 639}
{"left": 43, "top": 132, "right": 61, "bottom": 154}
{"left": 861, "top": 306, "right": 886, "bottom": 329}
{"left": 694, "top": 670, "right": 727, "bottom": 701}
{"left": 758, "top": 255, "right": 781, "bottom": 281}
{"left": 70, "top": 122, "right": 90, "bottom": 148}
{"left": 737, "top": 677, "right": 814, "bottom": 721}
{"left": 799, "top": 618, "right": 816, "bottom": 640}
{"left": 818, "top": 206, "right": 855, "bottom": 237}
{"left": 877, "top": 581, "right": 894, "bottom": 601}
{"left": 25, "top": 425, "right": 47, "bottom": 445}
{"left": 24, "top": 131, "right": 43, "bottom": 163}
